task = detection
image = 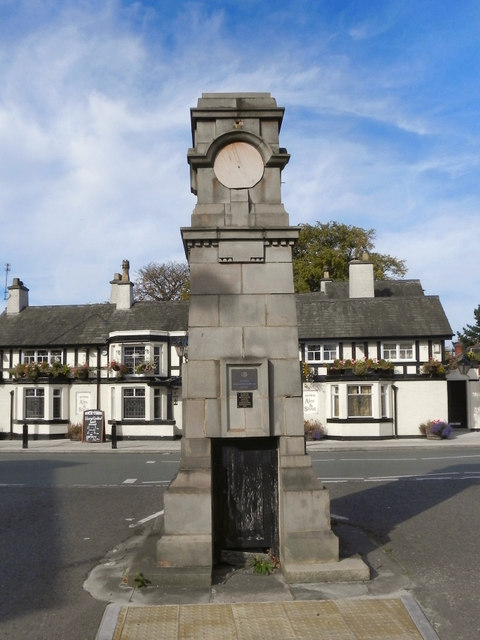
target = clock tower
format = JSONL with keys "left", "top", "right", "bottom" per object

{"left": 157, "top": 93, "right": 368, "bottom": 585}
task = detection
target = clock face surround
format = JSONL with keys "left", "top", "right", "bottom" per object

{"left": 213, "top": 141, "right": 264, "bottom": 189}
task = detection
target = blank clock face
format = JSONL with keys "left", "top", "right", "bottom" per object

{"left": 213, "top": 142, "right": 264, "bottom": 189}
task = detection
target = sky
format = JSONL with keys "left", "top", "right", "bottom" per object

{"left": 1, "top": 0, "right": 479, "bottom": 339}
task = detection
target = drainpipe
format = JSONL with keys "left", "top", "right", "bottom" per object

{"left": 96, "top": 346, "right": 102, "bottom": 410}
{"left": 9, "top": 390, "right": 14, "bottom": 439}
{"left": 392, "top": 385, "right": 399, "bottom": 439}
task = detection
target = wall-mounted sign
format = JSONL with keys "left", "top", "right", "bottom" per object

{"left": 83, "top": 409, "right": 104, "bottom": 443}
{"left": 231, "top": 368, "right": 258, "bottom": 391}
{"left": 237, "top": 392, "right": 253, "bottom": 408}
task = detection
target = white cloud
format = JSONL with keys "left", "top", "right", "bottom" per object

{"left": 0, "top": 0, "right": 479, "bottom": 337}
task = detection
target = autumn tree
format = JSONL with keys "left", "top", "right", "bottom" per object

{"left": 293, "top": 221, "right": 407, "bottom": 292}
{"left": 134, "top": 261, "right": 190, "bottom": 301}
{"left": 457, "top": 305, "right": 480, "bottom": 348}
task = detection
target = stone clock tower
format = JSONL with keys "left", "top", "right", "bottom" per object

{"left": 156, "top": 93, "right": 367, "bottom": 585}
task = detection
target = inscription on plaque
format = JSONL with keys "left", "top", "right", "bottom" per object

{"left": 231, "top": 368, "right": 258, "bottom": 391}
{"left": 237, "top": 392, "right": 253, "bottom": 408}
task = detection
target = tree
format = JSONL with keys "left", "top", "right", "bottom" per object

{"left": 457, "top": 305, "right": 480, "bottom": 348}
{"left": 293, "top": 221, "right": 407, "bottom": 292}
{"left": 134, "top": 261, "right": 190, "bottom": 301}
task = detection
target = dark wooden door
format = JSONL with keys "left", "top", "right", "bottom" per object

{"left": 448, "top": 380, "right": 468, "bottom": 427}
{"left": 212, "top": 438, "right": 278, "bottom": 558}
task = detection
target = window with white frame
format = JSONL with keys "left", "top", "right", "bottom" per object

{"left": 380, "top": 385, "right": 389, "bottom": 418}
{"left": 123, "top": 346, "right": 146, "bottom": 373}
{"left": 382, "top": 342, "right": 414, "bottom": 361}
{"left": 153, "top": 345, "right": 163, "bottom": 375}
{"left": 154, "top": 388, "right": 162, "bottom": 418}
{"left": 53, "top": 388, "right": 62, "bottom": 419}
{"left": 347, "top": 384, "right": 372, "bottom": 417}
{"left": 23, "top": 349, "right": 63, "bottom": 364}
{"left": 123, "top": 387, "right": 145, "bottom": 419}
{"left": 25, "top": 388, "right": 45, "bottom": 419}
{"left": 331, "top": 385, "right": 340, "bottom": 417}
{"left": 306, "top": 343, "right": 338, "bottom": 362}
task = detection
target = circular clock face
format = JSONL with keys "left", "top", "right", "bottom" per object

{"left": 213, "top": 141, "right": 264, "bottom": 189}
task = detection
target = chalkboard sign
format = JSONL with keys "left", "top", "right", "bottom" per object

{"left": 83, "top": 409, "right": 104, "bottom": 443}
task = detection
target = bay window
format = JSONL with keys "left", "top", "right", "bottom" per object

{"left": 25, "top": 388, "right": 45, "bottom": 419}
{"left": 53, "top": 388, "right": 62, "bottom": 419}
{"left": 123, "top": 346, "right": 145, "bottom": 373}
{"left": 331, "top": 385, "right": 340, "bottom": 417}
{"left": 123, "top": 387, "right": 145, "bottom": 419}
{"left": 347, "top": 384, "right": 372, "bottom": 417}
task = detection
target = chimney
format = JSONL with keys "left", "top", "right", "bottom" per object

{"left": 349, "top": 253, "right": 374, "bottom": 298}
{"left": 110, "top": 260, "right": 134, "bottom": 309}
{"left": 7, "top": 278, "right": 29, "bottom": 314}
{"left": 320, "top": 265, "right": 332, "bottom": 294}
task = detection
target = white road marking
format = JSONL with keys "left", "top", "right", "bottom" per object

{"left": 340, "top": 457, "right": 417, "bottom": 462}
{"left": 146, "top": 460, "right": 156, "bottom": 464}
{"left": 129, "top": 510, "right": 164, "bottom": 528}
{"left": 123, "top": 478, "right": 137, "bottom": 484}
{"left": 421, "top": 454, "right": 480, "bottom": 460}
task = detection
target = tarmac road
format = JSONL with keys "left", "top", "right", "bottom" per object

{"left": 1, "top": 431, "right": 479, "bottom": 639}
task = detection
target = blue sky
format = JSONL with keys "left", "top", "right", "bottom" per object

{"left": 1, "top": 0, "right": 479, "bottom": 338}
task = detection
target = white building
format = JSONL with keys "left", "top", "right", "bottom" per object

{"left": 1, "top": 258, "right": 477, "bottom": 441}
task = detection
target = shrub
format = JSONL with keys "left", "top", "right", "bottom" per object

{"left": 419, "top": 419, "right": 452, "bottom": 439}
{"left": 304, "top": 419, "right": 326, "bottom": 440}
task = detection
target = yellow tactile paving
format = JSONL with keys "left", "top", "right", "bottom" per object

{"left": 232, "top": 602, "right": 296, "bottom": 639}
{"left": 336, "top": 599, "right": 423, "bottom": 640}
{"left": 283, "top": 601, "right": 356, "bottom": 639}
{"left": 113, "top": 605, "right": 179, "bottom": 640}
{"left": 112, "top": 599, "right": 427, "bottom": 640}
{"left": 179, "top": 604, "right": 236, "bottom": 640}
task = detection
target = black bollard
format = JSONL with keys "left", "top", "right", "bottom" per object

{"left": 22, "top": 423, "right": 28, "bottom": 449}
{"left": 111, "top": 421, "right": 117, "bottom": 449}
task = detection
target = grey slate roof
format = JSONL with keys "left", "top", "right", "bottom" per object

{"left": 0, "top": 301, "right": 189, "bottom": 348}
{"left": 296, "top": 281, "right": 453, "bottom": 340}
{"left": 321, "top": 279, "right": 425, "bottom": 299}
{"left": 0, "top": 279, "right": 453, "bottom": 348}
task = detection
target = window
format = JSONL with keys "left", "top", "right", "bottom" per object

{"left": 123, "top": 346, "right": 146, "bottom": 372}
{"left": 347, "top": 385, "right": 372, "bottom": 417}
{"left": 331, "top": 385, "right": 339, "bottom": 417}
{"left": 306, "top": 343, "right": 338, "bottom": 362}
{"left": 53, "top": 389, "right": 62, "bottom": 419}
{"left": 154, "top": 389, "right": 162, "bottom": 419}
{"left": 382, "top": 342, "right": 414, "bottom": 361}
{"left": 380, "top": 385, "right": 389, "bottom": 418}
{"left": 123, "top": 388, "right": 145, "bottom": 419}
{"left": 25, "top": 388, "right": 45, "bottom": 419}
{"left": 154, "top": 345, "right": 163, "bottom": 375}
{"left": 23, "top": 349, "right": 63, "bottom": 364}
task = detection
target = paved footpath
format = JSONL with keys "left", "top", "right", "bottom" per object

{"left": 1, "top": 427, "right": 478, "bottom": 454}
{"left": 2, "top": 429, "right": 478, "bottom": 639}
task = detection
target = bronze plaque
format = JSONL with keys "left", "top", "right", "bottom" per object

{"left": 237, "top": 392, "right": 253, "bottom": 408}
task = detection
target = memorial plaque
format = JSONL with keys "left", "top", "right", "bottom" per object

{"left": 237, "top": 392, "right": 253, "bottom": 408}
{"left": 231, "top": 368, "right": 258, "bottom": 391}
